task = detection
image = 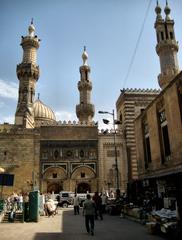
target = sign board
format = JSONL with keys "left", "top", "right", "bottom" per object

{"left": 0, "top": 174, "right": 14, "bottom": 186}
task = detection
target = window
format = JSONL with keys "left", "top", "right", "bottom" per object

{"left": 157, "top": 33, "right": 159, "bottom": 43}
{"left": 52, "top": 173, "right": 57, "bottom": 179}
{"left": 162, "top": 125, "right": 171, "bottom": 158}
{"left": 81, "top": 172, "right": 85, "bottom": 178}
{"left": 42, "top": 151, "right": 48, "bottom": 159}
{"left": 161, "top": 32, "right": 164, "bottom": 40}
{"left": 158, "top": 110, "right": 171, "bottom": 164}
{"left": 66, "top": 150, "right": 72, "bottom": 157}
{"left": 119, "top": 112, "right": 123, "bottom": 123}
{"left": 85, "top": 71, "right": 88, "bottom": 80}
{"left": 178, "top": 85, "right": 182, "bottom": 120}
{"left": 143, "top": 122, "right": 152, "bottom": 169}
{"left": 54, "top": 150, "right": 59, "bottom": 159}
{"left": 89, "top": 149, "right": 96, "bottom": 159}
{"left": 164, "top": 24, "right": 168, "bottom": 39}
{"left": 170, "top": 32, "right": 173, "bottom": 40}
{"left": 159, "top": 110, "right": 166, "bottom": 123}
{"left": 80, "top": 150, "right": 84, "bottom": 158}
{"left": 30, "top": 88, "right": 33, "bottom": 103}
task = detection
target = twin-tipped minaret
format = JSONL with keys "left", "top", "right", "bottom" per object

{"left": 155, "top": 1, "right": 180, "bottom": 89}
{"left": 15, "top": 20, "right": 40, "bottom": 128}
{"left": 76, "top": 47, "right": 95, "bottom": 123}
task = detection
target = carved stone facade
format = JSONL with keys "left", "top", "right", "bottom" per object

{"left": 0, "top": 123, "right": 99, "bottom": 195}
{"left": 39, "top": 125, "right": 98, "bottom": 193}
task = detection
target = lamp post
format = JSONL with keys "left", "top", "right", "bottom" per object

{"left": 98, "top": 109, "right": 120, "bottom": 191}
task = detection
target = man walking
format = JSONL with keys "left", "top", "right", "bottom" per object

{"left": 93, "top": 191, "right": 103, "bottom": 220}
{"left": 83, "top": 194, "right": 96, "bottom": 236}
{"left": 73, "top": 193, "right": 80, "bottom": 215}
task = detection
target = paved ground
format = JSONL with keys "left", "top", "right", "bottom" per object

{"left": 0, "top": 207, "right": 164, "bottom": 240}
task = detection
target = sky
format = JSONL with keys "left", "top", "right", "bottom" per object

{"left": 0, "top": 0, "right": 182, "bottom": 129}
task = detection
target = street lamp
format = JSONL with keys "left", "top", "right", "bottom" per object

{"left": 98, "top": 109, "right": 120, "bottom": 191}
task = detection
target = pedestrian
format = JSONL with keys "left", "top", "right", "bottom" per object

{"left": 93, "top": 191, "right": 103, "bottom": 220}
{"left": 23, "top": 192, "right": 29, "bottom": 222}
{"left": 83, "top": 194, "right": 96, "bottom": 236}
{"left": 17, "top": 193, "right": 23, "bottom": 211}
{"left": 101, "top": 193, "right": 108, "bottom": 214}
{"left": 73, "top": 193, "right": 80, "bottom": 215}
{"left": 13, "top": 192, "right": 18, "bottom": 211}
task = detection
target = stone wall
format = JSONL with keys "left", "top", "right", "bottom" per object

{"left": 0, "top": 128, "right": 40, "bottom": 196}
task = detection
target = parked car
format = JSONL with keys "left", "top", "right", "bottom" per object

{"left": 57, "top": 191, "right": 74, "bottom": 208}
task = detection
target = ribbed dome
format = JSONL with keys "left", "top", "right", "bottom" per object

{"left": 33, "top": 99, "right": 56, "bottom": 123}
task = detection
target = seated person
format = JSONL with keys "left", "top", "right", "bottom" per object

{"left": 45, "top": 199, "right": 56, "bottom": 217}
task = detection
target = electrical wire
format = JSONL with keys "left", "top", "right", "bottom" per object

{"left": 122, "top": 0, "right": 153, "bottom": 89}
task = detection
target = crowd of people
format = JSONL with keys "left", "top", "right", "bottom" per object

{"left": 4, "top": 192, "right": 28, "bottom": 222}
{"left": 5, "top": 192, "right": 24, "bottom": 212}
{"left": 2, "top": 190, "right": 127, "bottom": 234}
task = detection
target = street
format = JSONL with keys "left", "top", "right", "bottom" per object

{"left": 0, "top": 207, "right": 164, "bottom": 240}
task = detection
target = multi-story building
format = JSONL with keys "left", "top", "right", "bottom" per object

{"left": 135, "top": 1, "right": 182, "bottom": 216}
{"left": 116, "top": 88, "right": 160, "bottom": 184}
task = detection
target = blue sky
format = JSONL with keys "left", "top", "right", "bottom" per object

{"left": 0, "top": 0, "right": 182, "bottom": 129}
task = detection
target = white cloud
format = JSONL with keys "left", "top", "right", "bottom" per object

{"left": 0, "top": 79, "right": 18, "bottom": 100}
{"left": 55, "top": 111, "right": 76, "bottom": 122}
{"left": 1, "top": 115, "right": 14, "bottom": 124}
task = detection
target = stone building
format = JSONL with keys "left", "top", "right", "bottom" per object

{"left": 115, "top": 2, "right": 182, "bottom": 204}
{"left": 98, "top": 129, "right": 124, "bottom": 193}
{"left": 135, "top": 2, "right": 182, "bottom": 211}
{"left": 116, "top": 88, "right": 160, "bottom": 184}
{"left": 0, "top": 21, "right": 124, "bottom": 196}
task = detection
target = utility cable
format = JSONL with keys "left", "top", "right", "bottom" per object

{"left": 122, "top": 0, "right": 152, "bottom": 89}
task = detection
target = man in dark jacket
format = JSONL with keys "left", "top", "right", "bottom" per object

{"left": 93, "top": 192, "right": 103, "bottom": 220}
{"left": 83, "top": 194, "right": 96, "bottom": 236}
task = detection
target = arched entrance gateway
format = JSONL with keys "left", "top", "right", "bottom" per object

{"left": 77, "top": 182, "right": 91, "bottom": 193}
{"left": 71, "top": 165, "right": 96, "bottom": 193}
{"left": 42, "top": 166, "right": 66, "bottom": 194}
{"left": 47, "top": 182, "right": 62, "bottom": 194}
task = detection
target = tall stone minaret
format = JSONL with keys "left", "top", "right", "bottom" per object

{"left": 155, "top": 1, "right": 180, "bottom": 89}
{"left": 15, "top": 20, "right": 40, "bottom": 128}
{"left": 76, "top": 47, "right": 95, "bottom": 123}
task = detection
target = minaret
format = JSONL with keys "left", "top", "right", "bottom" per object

{"left": 15, "top": 19, "right": 40, "bottom": 128}
{"left": 76, "top": 47, "right": 95, "bottom": 123}
{"left": 155, "top": 0, "right": 180, "bottom": 89}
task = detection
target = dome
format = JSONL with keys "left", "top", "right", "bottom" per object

{"left": 33, "top": 99, "right": 56, "bottom": 124}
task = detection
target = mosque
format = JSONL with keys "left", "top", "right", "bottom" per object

{"left": 0, "top": 19, "right": 125, "bottom": 195}
{"left": 0, "top": 1, "right": 181, "bottom": 206}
